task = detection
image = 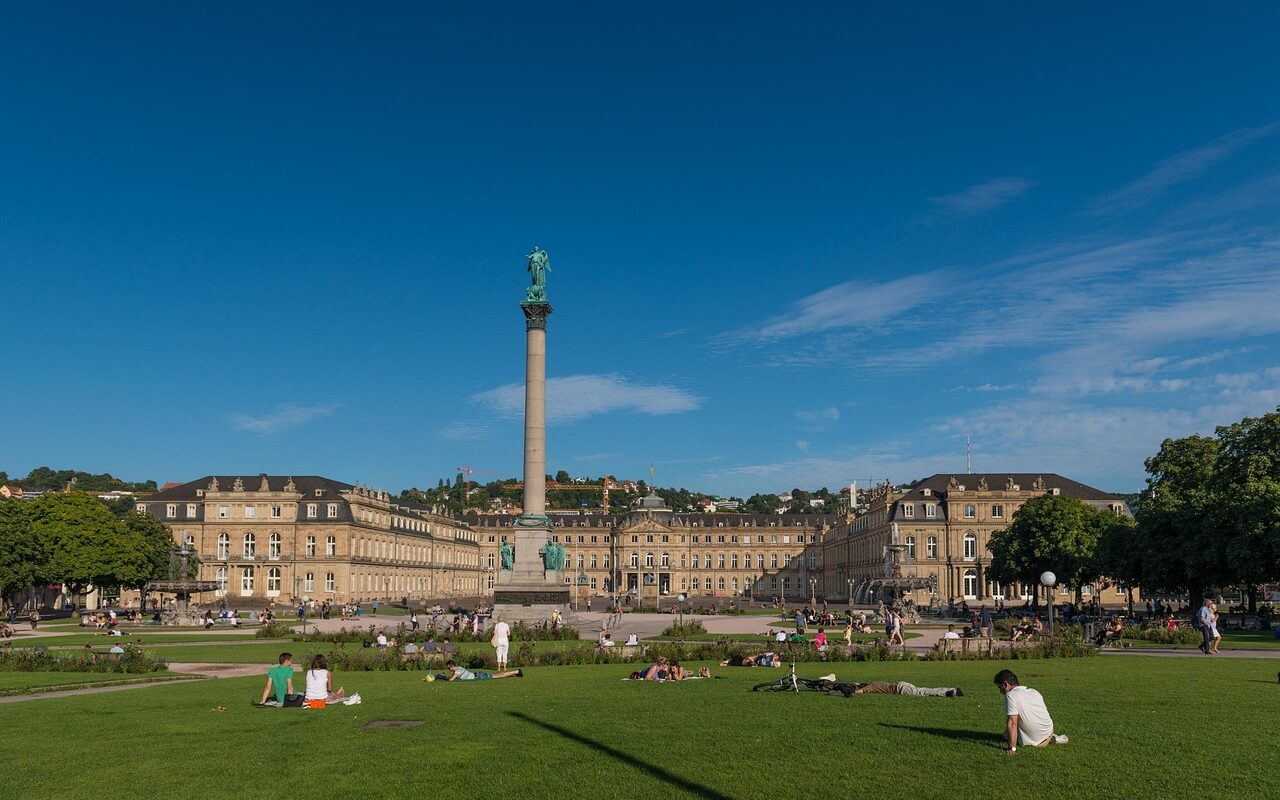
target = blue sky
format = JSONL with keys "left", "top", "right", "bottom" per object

{"left": 3, "top": 4, "right": 1280, "bottom": 496}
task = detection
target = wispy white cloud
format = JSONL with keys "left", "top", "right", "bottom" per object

{"left": 439, "top": 420, "right": 493, "bottom": 442}
{"left": 728, "top": 271, "right": 944, "bottom": 343}
{"left": 932, "top": 177, "right": 1034, "bottom": 217}
{"left": 1090, "top": 121, "right": 1280, "bottom": 215}
{"left": 470, "top": 373, "right": 703, "bottom": 424}
{"left": 953, "top": 383, "right": 1015, "bottom": 393}
{"left": 795, "top": 440, "right": 811, "bottom": 453}
{"left": 231, "top": 402, "right": 340, "bottom": 434}
{"left": 795, "top": 406, "right": 840, "bottom": 429}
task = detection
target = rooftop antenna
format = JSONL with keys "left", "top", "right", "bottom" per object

{"left": 965, "top": 434, "right": 972, "bottom": 474}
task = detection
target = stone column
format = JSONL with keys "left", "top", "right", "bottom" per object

{"left": 521, "top": 304, "right": 549, "bottom": 518}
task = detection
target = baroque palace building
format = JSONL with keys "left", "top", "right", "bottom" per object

{"left": 820, "top": 473, "right": 1134, "bottom": 607}
{"left": 138, "top": 475, "right": 484, "bottom": 604}
{"left": 467, "top": 493, "right": 833, "bottom": 604}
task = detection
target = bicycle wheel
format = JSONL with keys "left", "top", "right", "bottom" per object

{"left": 752, "top": 680, "right": 787, "bottom": 692}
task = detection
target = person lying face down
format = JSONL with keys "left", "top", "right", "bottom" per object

{"left": 837, "top": 680, "right": 962, "bottom": 698}
{"left": 719, "top": 652, "right": 782, "bottom": 668}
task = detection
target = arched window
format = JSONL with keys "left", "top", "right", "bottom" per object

{"left": 926, "top": 536, "right": 937, "bottom": 559}
{"left": 718, "top": 576, "right": 726, "bottom": 591}
{"left": 576, "top": 554, "right": 584, "bottom": 569}
{"left": 989, "top": 580, "right": 1005, "bottom": 599}
{"left": 645, "top": 553, "right": 654, "bottom": 568}
{"left": 269, "top": 532, "right": 282, "bottom": 559}
{"left": 731, "top": 577, "right": 739, "bottom": 593}
{"left": 183, "top": 532, "right": 195, "bottom": 547}
{"left": 743, "top": 553, "right": 751, "bottom": 571}
{"left": 963, "top": 533, "right": 977, "bottom": 560}
{"left": 905, "top": 536, "right": 916, "bottom": 559}
{"left": 629, "top": 552, "right": 639, "bottom": 568}
{"left": 757, "top": 554, "right": 765, "bottom": 569}
{"left": 704, "top": 554, "right": 712, "bottom": 569}
{"left": 215, "top": 567, "right": 228, "bottom": 595}
{"left": 266, "top": 567, "right": 281, "bottom": 593}
{"left": 304, "top": 572, "right": 315, "bottom": 592}
{"left": 326, "top": 536, "right": 336, "bottom": 557}
{"left": 770, "top": 553, "right": 778, "bottom": 569}
{"left": 243, "top": 533, "right": 256, "bottom": 558}
{"left": 717, "top": 554, "right": 725, "bottom": 569}
{"left": 217, "top": 532, "right": 230, "bottom": 560}
{"left": 240, "top": 566, "right": 254, "bottom": 594}
{"left": 731, "top": 554, "right": 739, "bottom": 569}
{"left": 661, "top": 552, "right": 670, "bottom": 567}
{"left": 962, "top": 569, "right": 978, "bottom": 599}
{"left": 306, "top": 536, "right": 316, "bottom": 557}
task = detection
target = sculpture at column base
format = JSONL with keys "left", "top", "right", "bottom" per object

{"left": 513, "top": 513, "right": 552, "bottom": 528}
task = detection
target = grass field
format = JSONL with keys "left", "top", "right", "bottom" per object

{"left": 653, "top": 631, "right": 921, "bottom": 643}
{"left": 0, "top": 671, "right": 193, "bottom": 695}
{"left": 1123, "top": 630, "right": 1280, "bottom": 650}
{"left": 4, "top": 656, "right": 1278, "bottom": 799}
{"left": 7, "top": 632, "right": 263, "bottom": 647}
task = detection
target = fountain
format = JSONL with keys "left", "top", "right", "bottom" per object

{"left": 852, "top": 523, "right": 937, "bottom": 605}
{"left": 143, "top": 544, "right": 220, "bottom": 625}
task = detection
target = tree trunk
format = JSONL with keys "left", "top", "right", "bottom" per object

{"left": 1126, "top": 587, "right": 1134, "bottom": 618}
{"left": 1247, "top": 585, "right": 1258, "bottom": 614}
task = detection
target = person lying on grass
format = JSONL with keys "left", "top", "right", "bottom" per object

{"left": 258, "top": 652, "right": 303, "bottom": 707}
{"left": 635, "top": 656, "right": 670, "bottom": 680}
{"left": 444, "top": 659, "right": 523, "bottom": 680}
{"left": 719, "top": 652, "right": 782, "bottom": 668}
{"left": 833, "top": 680, "right": 962, "bottom": 698}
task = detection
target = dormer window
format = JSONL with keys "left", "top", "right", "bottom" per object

{"left": 903, "top": 504, "right": 915, "bottom": 519}
{"left": 315, "top": 489, "right": 324, "bottom": 497}
{"left": 922, "top": 488, "right": 932, "bottom": 497}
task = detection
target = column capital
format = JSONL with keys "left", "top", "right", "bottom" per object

{"left": 521, "top": 302, "right": 553, "bottom": 330}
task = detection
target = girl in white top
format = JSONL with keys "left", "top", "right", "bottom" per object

{"left": 305, "top": 654, "right": 345, "bottom": 702}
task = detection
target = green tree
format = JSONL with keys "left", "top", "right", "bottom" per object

{"left": 745, "top": 493, "right": 781, "bottom": 515}
{"left": 1094, "top": 512, "right": 1141, "bottom": 615}
{"left": 1210, "top": 407, "right": 1280, "bottom": 610}
{"left": 119, "top": 511, "right": 178, "bottom": 587}
{"left": 28, "top": 493, "right": 154, "bottom": 608}
{"left": 554, "top": 470, "right": 571, "bottom": 484}
{"left": 987, "top": 495, "right": 1103, "bottom": 604}
{"left": 1136, "top": 434, "right": 1225, "bottom": 601}
{"left": 0, "top": 498, "right": 43, "bottom": 603}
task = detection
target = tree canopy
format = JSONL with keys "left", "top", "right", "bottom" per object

{"left": 987, "top": 494, "right": 1112, "bottom": 601}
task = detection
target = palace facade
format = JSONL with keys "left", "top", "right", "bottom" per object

{"left": 820, "top": 473, "right": 1134, "bottom": 606}
{"left": 467, "top": 494, "right": 833, "bottom": 604}
{"left": 138, "top": 475, "right": 484, "bottom": 605}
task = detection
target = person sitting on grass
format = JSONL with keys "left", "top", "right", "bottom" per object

{"left": 994, "top": 668, "right": 1068, "bottom": 753}
{"left": 637, "top": 656, "right": 670, "bottom": 680}
{"left": 599, "top": 632, "right": 615, "bottom": 647}
{"left": 839, "top": 680, "right": 963, "bottom": 698}
{"left": 304, "top": 654, "right": 348, "bottom": 707}
{"left": 444, "top": 659, "right": 522, "bottom": 680}
{"left": 667, "top": 661, "right": 689, "bottom": 681}
{"left": 258, "top": 652, "right": 302, "bottom": 707}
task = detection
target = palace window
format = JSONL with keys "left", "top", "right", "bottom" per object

{"left": 903, "top": 504, "right": 914, "bottom": 519}
{"left": 186, "top": 504, "right": 197, "bottom": 517}
{"left": 925, "top": 504, "right": 936, "bottom": 519}
{"left": 963, "top": 569, "right": 977, "bottom": 599}
{"left": 307, "top": 504, "right": 317, "bottom": 518}
{"left": 644, "top": 552, "right": 654, "bottom": 567}
{"left": 630, "top": 553, "right": 639, "bottom": 568}
{"left": 717, "top": 554, "right": 725, "bottom": 569}
{"left": 770, "top": 554, "right": 778, "bottom": 569}
{"left": 992, "top": 504, "right": 1004, "bottom": 519}
{"left": 731, "top": 554, "right": 739, "bottom": 569}
{"left": 215, "top": 567, "right": 228, "bottom": 595}
{"left": 218, "top": 505, "right": 229, "bottom": 519}
{"left": 306, "top": 536, "right": 316, "bottom": 557}
{"left": 267, "top": 567, "right": 281, "bottom": 593}
{"left": 692, "top": 578, "right": 700, "bottom": 590}
{"left": 927, "top": 536, "right": 937, "bottom": 559}
{"left": 268, "top": 532, "right": 282, "bottom": 559}
{"left": 757, "top": 554, "right": 765, "bottom": 569}
{"left": 906, "top": 536, "right": 916, "bottom": 559}
{"left": 661, "top": 552, "right": 670, "bottom": 567}
{"left": 243, "top": 533, "right": 256, "bottom": 558}
{"left": 326, "top": 536, "right": 336, "bottom": 557}
{"left": 304, "top": 572, "right": 315, "bottom": 592}
{"left": 244, "top": 506, "right": 256, "bottom": 519}
{"left": 217, "top": 532, "right": 230, "bottom": 560}
{"left": 240, "top": 566, "right": 255, "bottom": 594}
{"left": 271, "top": 505, "right": 282, "bottom": 519}
{"left": 964, "top": 504, "right": 975, "bottom": 519}
{"left": 327, "top": 504, "right": 338, "bottom": 517}
{"left": 963, "top": 533, "right": 977, "bottom": 560}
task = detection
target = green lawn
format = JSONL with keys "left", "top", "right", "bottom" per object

{"left": 1123, "top": 630, "right": 1280, "bottom": 650}
{"left": 0, "top": 672, "right": 192, "bottom": 695}
{"left": 4, "top": 656, "right": 1278, "bottom": 799}
{"left": 8, "top": 632, "right": 263, "bottom": 647}
{"left": 138, "top": 638, "right": 588, "bottom": 664}
{"left": 653, "top": 631, "right": 921, "bottom": 643}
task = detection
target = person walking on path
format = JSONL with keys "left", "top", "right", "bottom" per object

{"left": 491, "top": 617, "right": 511, "bottom": 670}
{"left": 410, "top": 611, "right": 419, "bottom": 632}
{"left": 994, "top": 669, "right": 1068, "bottom": 753}
{"left": 1197, "top": 598, "right": 1215, "bottom": 654}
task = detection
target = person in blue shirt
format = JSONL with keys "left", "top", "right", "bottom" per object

{"left": 980, "top": 606, "right": 994, "bottom": 639}
{"left": 444, "top": 660, "right": 522, "bottom": 680}
{"left": 1197, "top": 598, "right": 1215, "bottom": 654}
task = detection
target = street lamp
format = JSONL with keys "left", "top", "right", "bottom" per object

{"left": 677, "top": 593, "right": 686, "bottom": 627}
{"left": 1040, "top": 571, "right": 1056, "bottom": 636}
{"left": 809, "top": 578, "right": 817, "bottom": 606}
{"left": 847, "top": 578, "right": 855, "bottom": 608}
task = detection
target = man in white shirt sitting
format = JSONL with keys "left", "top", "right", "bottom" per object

{"left": 994, "top": 669, "right": 1068, "bottom": 754}
{"left": 942, "top": 624, "right": 961, "bottom": 640}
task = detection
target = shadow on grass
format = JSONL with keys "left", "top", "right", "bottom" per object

{"left": 877, "top": 722, "right": 1002, "bottom": 747}
{"left": 508, "top": 711, "right": 733, "bottom": 800}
